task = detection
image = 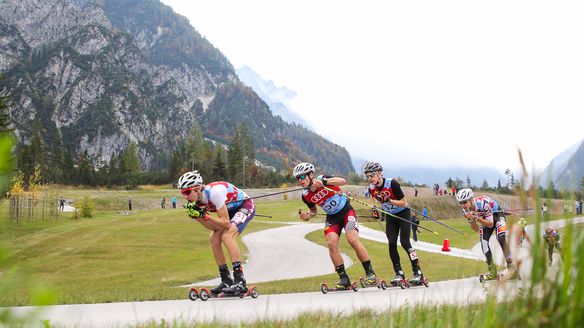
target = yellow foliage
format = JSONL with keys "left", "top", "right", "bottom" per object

{"left": 28, "top": 165, "right": 44, "bottom": 196}
{"left": 9, "top": 171, "right": 25, "bottom": 195}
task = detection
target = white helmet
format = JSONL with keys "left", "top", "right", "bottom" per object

{"left": 293, "top": 162, "right": 315, "bottom": 177}
{"left": 362, "top": 162, "right": 383, "bottom": 174}
{"left": 178, "top": 171, "right": 203, "bottom": 189}
{"left": 456, "top": 188, "right": 474, "bottom": 203}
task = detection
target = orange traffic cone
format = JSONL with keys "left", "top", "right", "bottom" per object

{"left": 441, "top": 239, "right": 451, "bottom": 251}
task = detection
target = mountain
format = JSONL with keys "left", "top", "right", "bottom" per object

{"left": 235, "top": 66, "right": 311, "bottom": 128}
{"left": 0, "top": 0, "right": 353, "bottom": 175}
{"left": 543, "top": 139, "right": 584, "bottom": 190}
{"left": 539, "top": 139, "right": 582, "bottom": 188}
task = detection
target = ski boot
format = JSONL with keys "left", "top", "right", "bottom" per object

{"left": 408, "top": 269, "right": 429, "bottom": 287}
{"left": 320, "top": 274, "right": 358, "bottom": 294}
{"left": 223, "top": 270, "right": 248, "bottom": 295}
{"left": 210, "top": 271, "right": 234, "bottom": 295}
{"left": 359, "top": 271, "right": 387, "bottom": 289}
{"left": 335, "top": 274, "right": 351, "bottom": 289}
{"left": 479, "top": 271, "right": 497, "bottom": 283}
{"left": 390, "top": 271, "right": 408, "bottom": 289}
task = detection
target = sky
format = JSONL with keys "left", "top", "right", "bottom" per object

{"left": 161, "top": 0, "right": 584, "bottom": 174}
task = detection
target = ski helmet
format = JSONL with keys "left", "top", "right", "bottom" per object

{"left": 456, "top": 188, "right": 474, "bottom": 203}
{"left": 178, "top": 171, "right": 203, "bottom": 189}
{"left": 293, "top": 162, "right": 315, "bottom": 178}
{"left": 362, "top": 162, "right": 383, "bottom": 174}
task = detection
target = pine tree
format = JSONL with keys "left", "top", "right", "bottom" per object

{"left": 76, "top": 151, "right": 93, "bottom": 186}
{"left": 49, "top": 129, "right": 64, "bottom": 184}
{"left": 185, "top": 120, "right": 205, "bottom": 172}
{"left": 30, "top": 118, "right": 45, "bottom": 172}
{"left": 238, "top": 123, "right": 255, "bottom": 187}
{"left": 212, "top": 145, "right": 227, "bottom": 181}
{"left": 227, "top": 129, "right": 243, "bottom": 185}
{"left": 62, "top": 148, "right": 75, "bottom": 184}
{"left": 0, "top": 84, "right": 12, "bottom": 133}
{"left": 0, "top": 83, "right": 14, "bottom": 194}
{"left": 123, "top": 142, "right": 141, "bottom": 188}
{"left": 168, "top": 149, "right": 183, "bottom": 183}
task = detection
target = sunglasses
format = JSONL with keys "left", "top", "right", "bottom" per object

{"left": 459, "top": 200, "right": 468, "bottom": 205}
{"left": 181, "top": 188, "right": 196, "bottom": 197}
{"left": 296, "top": 174, "right": 307, "bottom": 181}
{"left": 366, "top": 172, "right": 377, "bottom": 178}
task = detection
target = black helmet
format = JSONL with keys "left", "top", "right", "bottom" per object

{"left": 362, "top": 162, "right": 383, "bottom": 174}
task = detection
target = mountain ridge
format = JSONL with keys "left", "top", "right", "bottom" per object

{"left": 0, "top": 0, "right": 353, "bottom": 175}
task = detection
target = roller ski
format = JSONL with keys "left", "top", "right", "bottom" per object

{"left": 389, "top": 271, "right": 409, "bottom": 289}
{"left": 188, "top": 285, "right": 259, "bottom": 301}
{"left": 320, "top": 275, "right": 358, "bottom": 294}
{"left": 405, "top": 270, "right": 429, "bottom": 288}
{"left": 359, "top": 273, "right": 388, "bottom": 290}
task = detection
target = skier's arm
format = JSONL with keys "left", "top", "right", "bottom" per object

{"left": 299, "top": 206, "right": 317, "bottom": 221}
{"left": 210, "top": 204, "right": 232, "bottom": 229}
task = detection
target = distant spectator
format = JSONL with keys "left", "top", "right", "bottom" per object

{"left": 451, "top": 186, "right": 457, "bottom": 198}
{"left": 414, "top": 186, "right": 418, "bottom": 197}
{"left": 59, "top": 196, "right": 65, "bottom": 211}
{"left": 542, "top": 202, "right": 548, "bottom": 217}
{"left": 128, "top": 197, "right": 132, "bottom": 211}
{"left": 411, "top": 213, "right": 421, "bottom": 242}
{"left": 161, "top": 196, "right": 166, "bottom": 209}
{"left": 172, "top": 196, "right": 177, "bottom": 209}
{"left": 423, "top": 206, "right": 428, "bottom": 219}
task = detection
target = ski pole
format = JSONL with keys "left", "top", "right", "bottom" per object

{"left": 492, "top": 208, "right": 535, "bottom": 214}
{"left": 322, "top": 186, "right": 439, "bottom": 235}
{"left": 298, "top": 208, "right": 388, "bottom": 232}
{"left": 407, "top": 207, "right": 466, "bottom": 236}
{"left": 227, "top": 187, "right": 306, "bottom": 204}
{"left": 254, "top": 214, "right": 273, "bottom": 218}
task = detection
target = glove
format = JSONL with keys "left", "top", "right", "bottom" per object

{"left": 375, "top": 193, "right": 389, "bottom": 203}
{"left": 185, "top": 202, "right": 206, "bottom": 219}
{"left": 371, "top": 208, "right": 380, "bottom": 219}
{"left": 316, "top": 175, "right": 328, "bottom": 186}
{"left": 466, "top": 211, "right": 477, "bottom": 223}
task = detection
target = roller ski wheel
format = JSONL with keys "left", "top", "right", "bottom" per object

{"left": 379, "top": 280, "right": 388, "bottom": 290}
{"left": 320, "top": 283, "right": 329, "bottom": 294}
{"left": 390, "top": 279, "right": 409, "bottom": 289}
{"left": 320, "top": 281, "right": 358, "bottom": 294}
{"left": 196, "top": 286, "right": 258, "bottom": 300}
{"left": 359, "top": 277, "right": 387, "bottom": 290}
{"left": 188, "top": 288, "right": 199, "bottom": 301}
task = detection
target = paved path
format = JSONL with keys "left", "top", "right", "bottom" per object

{"left": 184, "top": 223, "right": 352, "bottom": 287}
{"left": 8, "top": 277, "right": 517, "bottom": 327}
